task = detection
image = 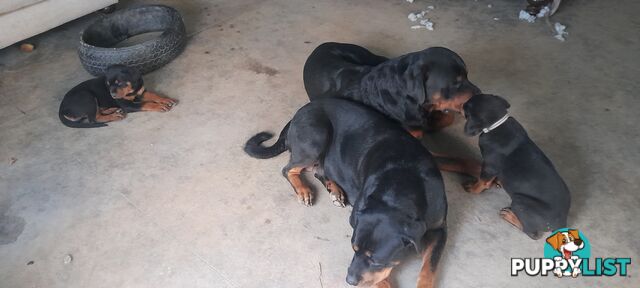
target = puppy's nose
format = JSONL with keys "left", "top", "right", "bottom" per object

{"left": 346, "top": 274, "right": 360, "bottom": 286}
{"left": 574, "top": 239, "right": 583, "bottom": 246}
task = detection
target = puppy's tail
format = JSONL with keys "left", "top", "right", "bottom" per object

{"left": 417, "top": 226, "right": 447, "bottom": 288}
{"left": 244, "top": 122, "right": 290, "bottom": 159}
{"left": 59, "top": 109, "right": 107, "bottom": 128}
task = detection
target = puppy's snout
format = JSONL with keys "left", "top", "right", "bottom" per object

{"left": 574, "top": 239, "right": 583, "bottom": 246}
{"left": 346, "top": 273, "right": 360, "bottom": 286}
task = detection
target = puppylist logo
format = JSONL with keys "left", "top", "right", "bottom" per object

{"left": 511, "top": 228, "right": 631, "bottom": 277}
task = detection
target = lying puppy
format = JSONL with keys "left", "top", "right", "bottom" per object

{"left": 245, "top": 98, "right": 447, "bottom": 288}
{"left": 462, "top": 94, "right": 571, "bottom": 239}
{"left": 59, "top": 65, "right": 177, "bottom": 128}
{"left": 303, "top": 42, "right": 479, "bottom": 135}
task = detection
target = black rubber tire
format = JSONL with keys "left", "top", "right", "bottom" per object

{"left": 78, "top": 5, "right": 186, "bottom": 76}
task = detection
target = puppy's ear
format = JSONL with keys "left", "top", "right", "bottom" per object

{"left": 463, "top": 102, "right": 482, "bottom": 136}
{"left": 403, "top": 57, "right": 428, "bottom": 105}
{"left": 351, "top": 212, "right": 371, "bottom": 248}
{"left": 351, "top": 225, "right": 370, "bottom": 250}
{"left": 546, "top": 233, "right": 563, "bottom": 251}
{"left": 464, "top": 119, "right": 482, "bottom": 136}
{"left": 493, "top": 95, "right": 511, "bottom": 109}
{"left": 568, "top": 230, "right": 580, "bottom": 240}
{"left": 451, "top": 53, "right": 468, "bottom": 77}
{"left": 402, "top": 220, "right": 427, "bottom": 254}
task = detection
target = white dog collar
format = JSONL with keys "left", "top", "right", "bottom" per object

{"left": 482, "top": 113, "right": 509, "bottom": 134}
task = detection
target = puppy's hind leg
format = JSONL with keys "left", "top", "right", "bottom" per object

{"left": 312, "top": 165, "right": 346, "bottom": 207}
{"left": 283, "top": 165, "right": 315, "bottom": 206}
{"left": 325, "top": 180, "right": 346, "bottom": 207}
{"left": 282, "top": 123, "right": 331, "bottom": 206}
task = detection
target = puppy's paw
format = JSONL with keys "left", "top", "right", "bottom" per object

{"left": 143, "top": 102, "right": 171, "bottom": 112}
{"left": 163, "top": 102, "right": 175, "bottom": 111}
{"left": 100, "top": 107, "right": 120, "bottom": 115}
{"left": 114, "top": 110, "right": 127, "bottom": 119}
{"left": 325, "top": 180, "right": 346, "bottom": 207}
{"left": 296, "top": 188, "right": 313, "bottom": 207}
{"left": 158, "top": 97, "right": 178, "bottom": 106}
{"left": 330, "top": 191, "right": 346, "bottom": 207}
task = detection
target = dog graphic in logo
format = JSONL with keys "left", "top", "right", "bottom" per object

{"left": 546, "top": 229, "right": 585, "bottom": 277}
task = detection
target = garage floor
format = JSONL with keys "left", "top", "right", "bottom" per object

{"left": 1, "top": 0, "right": 638, "bottom": 287}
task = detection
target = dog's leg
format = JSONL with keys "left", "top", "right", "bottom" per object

{"left": 142, "top": 90, "right": 178, "bottom": 106}
{"left": 99, "top": 107, "right": 121, "bottom": 115}
{"left": 95, "top": 112, "right": 126, "bottom": 123}
{"left": 311, "top": 165, "right": 346, "bottom": 207}
{"left": 461, "top": 159, "right": 500, "bottom": 192}
{"left": 417, "top": 228, "right": 447, "bottom": 288}
{"left": 433, "top": 156, "right": 482, "bottom": 178}
{"left": 500, "top": 207, "right": 524, "bottom": 231}
{"left": 284, "top": 166, "right": 314, "bottom": 206}
{"left": 325, "top": 180, "right": 346, "bottom": 207}
{"left": 95, "top": 103, "right": 126, "bottom": 123}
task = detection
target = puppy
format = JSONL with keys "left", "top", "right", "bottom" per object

{"left": 59, "top": 65, "right": 177, "bottom": 128}
{"left": 462, "top": 94, "right": 571, "bottom": 239}
{"left": 303, "top": 42, "right": 479, "bottom": 135}
{"left": 245, "top": 98, "right": 447, "bottom": 288}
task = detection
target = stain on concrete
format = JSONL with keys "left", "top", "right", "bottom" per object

{"left": 0, "top": 214, "right": 26, "bottom": 245}
{"left": 246, "top": 60, "right": 279, "bottom": 76}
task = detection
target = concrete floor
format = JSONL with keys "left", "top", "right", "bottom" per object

{"left": 1, "top": 0, "right": 638, "bottom": 287}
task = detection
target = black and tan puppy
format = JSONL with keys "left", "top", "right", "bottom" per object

{"left": 303, "top": 42, "right": 479, "bottom": 136}
{"left": 245, "top": 98, "right": 447, "bottom": 288}
{"left": 59, "top": 65, "right": 177, "bottom": 128}
{"left": 462, "top": 94, "right": 571, "bottom": 240}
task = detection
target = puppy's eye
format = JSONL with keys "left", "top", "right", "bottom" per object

{"left": 562, "top": 239, "right": 567, "bottom": 243}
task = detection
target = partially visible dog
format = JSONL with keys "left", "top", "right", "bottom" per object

{"left": 546, "top": 229, "right": 584, "bottom": 277}
{"left": 245, "top": 98, "right": 447, "bottom": 288}
{"left": 59, "top": 65, "right": 177, "bottom": 128}
{"left": 303, "top": 42, "right": 479, "bottom": 134}
{"left": 462, "top": 94, "right": 571, "bottom": 239}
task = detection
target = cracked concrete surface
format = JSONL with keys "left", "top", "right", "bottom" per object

{"left": 0, "top": 0, "right": 638, "bottom": 287}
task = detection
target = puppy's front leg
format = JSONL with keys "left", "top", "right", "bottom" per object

{"left": 140, "top": 102, "right": 173, "bottom": 112}
{"left": 141, "top": 90, "right": 178, "bottom": 107}
{"left": 324, "top": 180, "right": 346, "bottom": 207}
{"left": 464, "top": 161, "right": 499, "bottom": 194}
{"left": 95, "top": 109, "right": 126, "bottom": 123}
